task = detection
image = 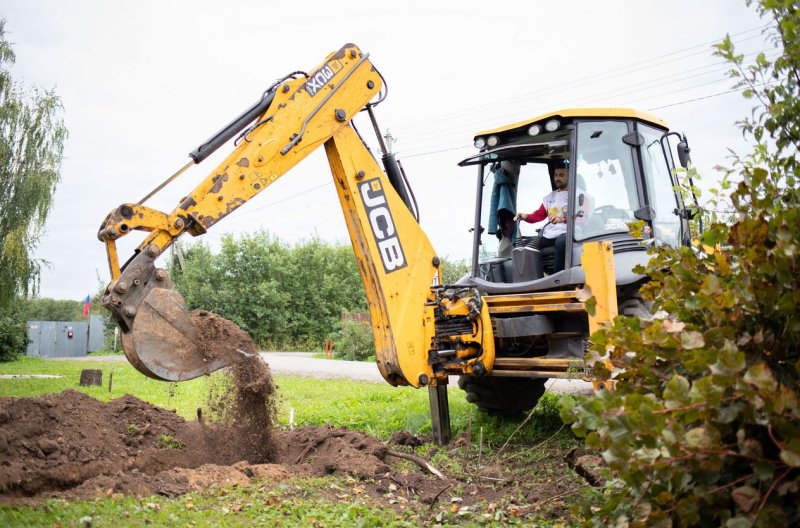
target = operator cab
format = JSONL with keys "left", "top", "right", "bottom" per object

{"left": 458, "top": 108, "right": 693, "bottom": 294}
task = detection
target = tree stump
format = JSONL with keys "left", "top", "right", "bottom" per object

{"left": 79, "top": 369, "right": 102, "bottom": 386}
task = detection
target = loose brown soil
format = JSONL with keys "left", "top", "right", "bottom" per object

{"left": 0, "top": 312, "right": 596, "bottom": 520}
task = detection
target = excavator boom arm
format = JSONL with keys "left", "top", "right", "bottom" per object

{"left": 98, "top": 43, "right": 495, "bottom": 387}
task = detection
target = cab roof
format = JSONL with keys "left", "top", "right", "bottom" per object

{"left": 474, "top": 108, "right": 670, "bottom": 138}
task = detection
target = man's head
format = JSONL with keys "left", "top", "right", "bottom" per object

{"left": 553, "top": 160, "right": 568, "bottom": 190}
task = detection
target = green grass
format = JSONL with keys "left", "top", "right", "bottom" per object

{"left": 0, "top": 475, "right": 543, "bottom": 527}
{"left": 0, "top": 357, "right": 569, "bottom": 444}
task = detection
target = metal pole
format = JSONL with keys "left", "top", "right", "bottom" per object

{"left": 470, "top": 164, "right": 485, "bottom": 278}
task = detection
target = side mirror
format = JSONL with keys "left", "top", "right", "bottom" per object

{"left": 677, "top": 138, "right": 691, "bottom": 168}
{"left": 634, "top": 205, "right": 656, "bottom": 221}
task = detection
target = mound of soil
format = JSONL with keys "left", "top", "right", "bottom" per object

{"left": 0, "top": 312, "right": 592, "bottom": 520}
{"left": 0, "top": 312, "right": 423, "bottom": 505}
{"left": 0, "top": 389, "right": 413, "bottom": 504}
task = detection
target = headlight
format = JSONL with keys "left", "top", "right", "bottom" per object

{"left": 528, "top": 124, "right": 541, "bottom": 136}
{"left": 486, "top": 135, "right": 499, "bottom": 147}
{"left": 544, "top": 119, "right": 560, "bottom": 132}
{"left": 474, "top": 137, "right": 486, "bottom": 149}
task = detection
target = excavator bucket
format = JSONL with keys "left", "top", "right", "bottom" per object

{"left": 120, "top": 288, "right": 236, "bottom": 381}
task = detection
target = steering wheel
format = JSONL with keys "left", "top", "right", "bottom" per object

{"left": 594, "top": 205, "right": 630, "bottom": 218}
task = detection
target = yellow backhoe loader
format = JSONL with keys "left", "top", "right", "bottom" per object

{"left": 98, "top": 44, "right": 695, "bottom": 444}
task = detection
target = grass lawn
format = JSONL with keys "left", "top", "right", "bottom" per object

{"left": 0, "top": 357, "right": 580, "bottom": 527}
{"left": 0, "top": 357, "right": 567, "bottom": 443}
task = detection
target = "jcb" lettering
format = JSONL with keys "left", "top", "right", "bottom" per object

{"left": 359, "top": 179, "right": 407, "bottom": 273}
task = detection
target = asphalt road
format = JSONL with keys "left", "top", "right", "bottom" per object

{"left": 55, "top": 352, "right": 594, "bottom": 395}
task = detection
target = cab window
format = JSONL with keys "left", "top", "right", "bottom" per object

{"left": 639, "top": 124, "right": 682, "bottom": 247}
{"left": 574, "top": 121, "right": 639, "bottom": 242}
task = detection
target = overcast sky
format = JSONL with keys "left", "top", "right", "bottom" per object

{"left": 1, "top": 0, "right": 769, "bottom": 301}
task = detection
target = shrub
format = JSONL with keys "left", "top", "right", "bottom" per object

{"left": 0, "top": 311, "right": 27, "bottom": 361}
{"left": 561, "top": 3, "right": 800, "bottom": 526}
{"left": 331, "top": 318, "right": 375, "bottom": 362}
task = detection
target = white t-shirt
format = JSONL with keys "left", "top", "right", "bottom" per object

{"left": 541, "top": 190, "right": 568, "bottom": 239}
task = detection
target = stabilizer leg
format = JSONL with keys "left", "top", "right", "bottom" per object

{"left": 428, "top": 380, "right": 451, "bottom": 446}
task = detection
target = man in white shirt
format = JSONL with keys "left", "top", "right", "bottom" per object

{"left": 513, "top": 161, "right": 570, "bottom": 276}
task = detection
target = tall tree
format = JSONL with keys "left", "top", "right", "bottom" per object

{"left": 0, "top": 18, "right": 68, "bottom": 311}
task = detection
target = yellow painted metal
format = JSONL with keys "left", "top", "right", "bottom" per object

{"left": 581, "top": 241, "right": 618, "bottom": 334}
{"left": 97, "top": 43, "right": 628, "bottom": 391}
{"left": 100, "top": 44, "right": 384, "bottom": 273}
{"left": 485, "top": 290, "right": 586, "bottom": 314}
{"left": 493, "top": 357, "right": 582, "bottom": 369}
{"left": 485, "top": 290, "right": 582, "bottom": 305}
{"left": 491, "top": 370, "right": 580, "bottom": 379}
{"left": 474, "top": 107, "right": 669, "bottom": 137}
{"left": 488, "top": 302, "right": 586, "bottom": 315}
{"left": 98, "top": 42, "right": 499, "bottom": 386}
{"left": 105, "top": 240, "right": 120, "bottom": 280}
{"left": 323, "top": 125, "right": 440, "bottom": 387}
{"left": 324, "top": 124, "right": 497, "bottom": 386}
{"left": 98, "top": 203, "right": 183, "bottom": 246}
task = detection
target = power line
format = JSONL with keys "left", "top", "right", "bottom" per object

{"left": 228, "top": 181, "right": 332, "bottom": 220}
{"left": 210, "top": 28, "right": 778, "bottom": 213}
{"left": 398, "top": 82, "right": 770, "bottom": 159}
{"left": 394, "top": 47, "right": 779, "bottom": 149}
{"left": 389, "top": 25, "right": 770, "bottom": 133}
{"left": 647, "top": 81, "right": 777, "bottom": 111}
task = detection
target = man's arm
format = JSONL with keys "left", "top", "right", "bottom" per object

{"left": 515, "top": 203, "right": 547, "bottom": 223}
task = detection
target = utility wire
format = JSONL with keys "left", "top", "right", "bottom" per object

{"left": 214, "top": 78, "right": 761, "bottom": 219}
{"left": 389, "top": 25, "right": 770, "bottom": 132}
{"left": 394, "top": 47, "right": 778, "bottom": 149}
{"left": 228, "top": 181, "right": 333, "bottom": 220}
{"left": 397, "top": 81, "right": 771, "bottom": 159}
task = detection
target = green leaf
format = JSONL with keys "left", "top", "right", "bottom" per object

{"left": 743, "top": 363, "right": 778, "bottom": 393}
{"left": 685, "top": 427, "right": 715, "bottom": 450}
{"left": 731, "top": 486, "right": 760, "bottom": 513}
{"left": 585, "top": 296, "right": 597, "bottom": 316}
{"left": 711, "top": 342, "right": 746, "bottom": 376}
{"left": 752, "top": 461, "right": 775, "bottom": 481}
{"left": 726, "top": 515, "right": 754, "bottom": 528}
{"left": 664, "top": 374, "right": 691, "bottom": 408}
{"left": 680, "top": 331, "right": 705, "bottom": 349}
{"left": 779, "top": 439, "right": 800, "bottom": 468}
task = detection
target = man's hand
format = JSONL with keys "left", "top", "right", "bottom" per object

{"left": 514, "top": 212, "right": 527, "bottom": 221}
{"left": 548, "top": 214, "right": 565, "bottom": 224}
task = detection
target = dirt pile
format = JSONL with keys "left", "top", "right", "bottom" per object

{"left": 0, "top": 311, "right": 410, "bottom": 504}
{"left": 0, "top": 390, "right": 204, "bottom": 499}
{"left": 0, "top": 388, "right": 418, "bottom": 504}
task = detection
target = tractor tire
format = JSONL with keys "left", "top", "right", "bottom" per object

{"left": 619, "top": 296, "right": 654, "bottom": 319}
{"left": 457, "top": 375, "right": 547, "bottom": 416}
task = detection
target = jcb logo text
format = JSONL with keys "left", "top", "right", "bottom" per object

{"left": 359, "top": 179, "right": 407, "bottom": 273}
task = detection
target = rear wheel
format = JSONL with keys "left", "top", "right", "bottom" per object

{"left": 619, "top": 296, "right": 653, "bottom": 319}
{"left": 457, "top": 375, "right": 547, "bottom": 416}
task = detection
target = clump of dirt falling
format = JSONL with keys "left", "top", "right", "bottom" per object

{"left": 190, "top": 310, "right": 278, "bottom": 464}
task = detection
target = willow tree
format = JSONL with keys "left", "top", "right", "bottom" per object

{"left": 0, "top": 18, "right": 67, "bottom": 311}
